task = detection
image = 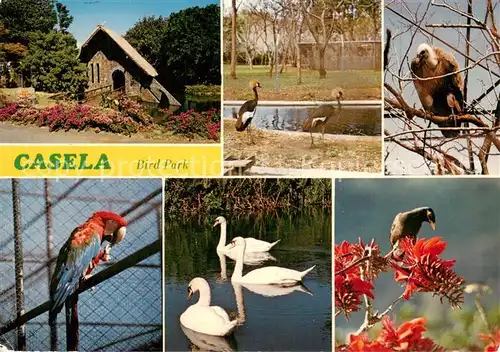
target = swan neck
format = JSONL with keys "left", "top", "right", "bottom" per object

{"left": 217, "top": 222, "right": 227, "bottom": 250}
{"left": 196, "top": 281, "right": 211, "bottom": 306}
{"left": 232, "top": 242, "right": 245, "bottom": 280}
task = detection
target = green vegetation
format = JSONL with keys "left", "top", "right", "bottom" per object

{"left": 164, "top": 178, "right": 332, "bottom": 219}
{"left": 0, "top": 0, "right": 87, "bottom": 94}
{"left": 223, "top": 65, "right": 381, "bottom": 101}
{"left": 20, "top": 31, "right": 87, "bottom": 95}
{"left": 0, "top": 0, "right": 57, "bottom": 43}
{"left": 185, "top": 84, "right": 221, "bottom": 98}
{"left": 123, "top": 15, "right": 167, "bottom": 70}
{"left": 125, "top": 5, "right": 220, "bottom": 94}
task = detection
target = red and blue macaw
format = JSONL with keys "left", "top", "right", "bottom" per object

{"left": 49, "top": 211, "right": 128, "bottom": 315}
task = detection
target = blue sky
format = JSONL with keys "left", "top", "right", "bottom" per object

{"left": 59, "top": 0, "right": 219, "bottom": 46}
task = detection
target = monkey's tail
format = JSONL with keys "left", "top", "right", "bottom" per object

{"left": 384, "top": 29, "right": 392, "bottom": 71}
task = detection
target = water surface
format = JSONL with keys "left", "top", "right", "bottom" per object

{"left": 224, "top": 105, "right": 380, "bottom": 136}
{"left": 165, "top": 210, "right": 332, "bottom": 351}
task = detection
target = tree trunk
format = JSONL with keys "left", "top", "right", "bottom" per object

{"left": 296, "top": 42, "right": 302, "bottom": 85}
{"left": 319, "top": 46, "right": 327, "bottom": 78}
{"left": 279, "top": 48, "right": 287, "bottom": 74}
{"left": 268, "top": 55, "right": 274, "bottom": 77}
{"left": 230, "top": 0, "right": 237, "bottom": 79}
{"left": 245, "top": 49, "right": 253, "bottom": 69}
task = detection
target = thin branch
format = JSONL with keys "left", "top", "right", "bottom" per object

{"left": 335, "top": 256, "right": 370, "bottom": 276}
{"left": 388, "top": 51, "right": 500, "bottom": 82}
{"left": 355, "top": 292, "right": 406, "bottom": 335}
{"left": 426, "top": 23, "right": 485, "bottom": 29}
{"left": 385, "top": 126, "right": 500, "bottom": 140}
{"left": 384, "top": 129, "right": 467, "bottom": 174}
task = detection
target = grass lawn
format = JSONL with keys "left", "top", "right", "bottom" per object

{"left": 223, "top": 120, "right": 381, "bottom": 173}
{"left": 223, "top": 65, "right": 381, "bottom": 101}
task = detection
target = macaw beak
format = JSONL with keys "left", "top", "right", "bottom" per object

{"left": 429, "top": 221, "right": 436, "bottom": 230}
{"left": 112, "top": 226, "right": 126, "bottom": 245}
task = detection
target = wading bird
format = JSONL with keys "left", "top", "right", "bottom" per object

{"left": 389, "top": 207, "right": 436, "bottom": 259}
{"left": 411, "top": 43, "right": 464, "bottom": 137}
{"left": 234, "top": 80, "right": 261, "bottom": 144}
{"left": 303, "top": 90, "right": 343, "bottom": 146}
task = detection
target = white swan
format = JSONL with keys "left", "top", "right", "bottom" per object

{"left": 224, "top": 250, "right": 277, "bottom": 266}
{"left": 230, "top": 236, "right": 316, "bottom": 285}
{"left": 213, "top": 216, "right": 280, "bottom": 253}
{"left": 180, "top": 277, "right": 238, "bottom": 336}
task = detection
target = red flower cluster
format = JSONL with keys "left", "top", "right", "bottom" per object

{"left": 0, "top": 102, "right": 144, "bottom": 135}
{"left": 340, "top": 316, "right": 443, "bottom": 351}
{"left": 0, "top": 103, "right": 19, "bottom": 120}
{"left": 119, "top": 97, "right": 153, "bottom": 125}
{"left": 335, "top": 239, "right": 387, "bottom": 318}
{"left": 391, "top": 237, "right": 465, "bottom": 307}
{"left": 480, "top": 330, "right": 500, "bottom": 352}
{"left": 165, "top": 108, "right": 220, "bottom": 141}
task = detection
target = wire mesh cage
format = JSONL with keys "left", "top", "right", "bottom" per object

{"left": 0, "top": 178, "right": 163, "bottom": 351}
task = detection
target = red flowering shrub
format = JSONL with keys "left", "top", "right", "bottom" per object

{"left": 480, "top": 330, "right": 500, "bottom": 352}
{"left": 165, "top": 108, "right": 220, "bottom": 141}
{"left": 339, "top": 317, "right": 444, "bottom": 351}
{"left": 0, "top": 102, "right": 145, "bottom": 135}
{"left": 335, "top": 239, "right": 387, "bottom": 318}
{"left": 119, "top": 97, "right": 153, "bottom": 125}
{"left": 391, "top": 237, "right": 465, "bottom": 307}
{"left": 0, "top": 103, "right": 19, "bottom": 120}
{"left": 336, "top": 236, "right": 466, "bottom": 350}
{"left": 0, "top": 97, "right": 219, "bottom": 140}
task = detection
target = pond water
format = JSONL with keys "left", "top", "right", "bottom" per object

{"left": 223, "top": 105, "right": 381, "bottom": 136}
{"left": 165, "top": 210, "right": 332, "bottom": 351}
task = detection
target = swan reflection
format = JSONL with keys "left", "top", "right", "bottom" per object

{"left": 239, "top": 283, "right": 313, "bottom": 297}
{"left": 180, "top": 324, "right": 237, "bottom": 352}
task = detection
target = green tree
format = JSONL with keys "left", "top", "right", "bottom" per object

{"left": 55, "top": 2, "right": 74, "bottom": 33}
{"left": 0, "top": 24, "right": 27, "bottom": 62}
{"left": 124, "top": 15, "right": 168, "bottom": 69}
{"left": 161, "top": 4, "right": 221, "bottom": 90}
{"left": 20, "top": 31, "right": 87, "bottom": 95}
{"left": 0, "top": 0, "right": 57, "bottom": 43}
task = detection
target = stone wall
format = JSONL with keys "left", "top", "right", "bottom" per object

{"left": 80, "top": 29, "right": 176, "bottom": 104}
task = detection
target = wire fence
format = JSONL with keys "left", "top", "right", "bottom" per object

{"left": 0, "top": 178, "right": 163, "bottom": 351}
{"left": 299, "top": 40, "right": 382, "bottom": 71}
